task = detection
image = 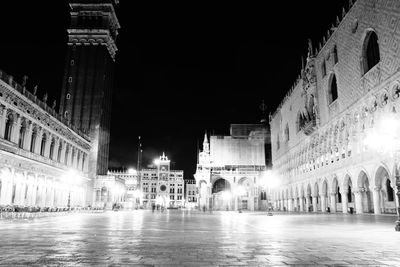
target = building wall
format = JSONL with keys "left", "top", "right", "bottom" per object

{"left": 270, "top": 0, "right": 400, "bottom": 214}
{"left": 185, "top": 180, "right": 197, "bottom": 204}
{"left": 0, "top": 71, "right": 91, "bottom": 208}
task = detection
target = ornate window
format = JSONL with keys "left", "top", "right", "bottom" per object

{"left": 40, "top": 133, "right": 47, "bottom": 156}
{"left": 4, "top": 113, "right": 14, "bottom": 141}
{"left": 284, "top": 124, "right": 290, "bottom": 142}
{"left": 57, "top": 142, "right": 63, "bottom": 162}
{"left": 30, "top": 129, "right": 37, "bottom": 153}
{"left": 362, "top": 31, "right": 380, "bottom": 74}
{"left": 18, "top": 121, "right": 26, "bottom": 149}
{"left": 328, "top": 74, "right": 338, "bottom": 104}
{"left": 49, "top": 138, "right": 55, "bottom": 160}
{"left": 333, "top": 45, "right": 338, "bottom": 64}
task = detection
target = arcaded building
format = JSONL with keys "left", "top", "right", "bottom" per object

{"left": 270, "top": 0, "right": 400, "bottom": 214}
{"left": 0, "top": 0, "right": 120, "bottom": 209}
{"left": 0, "top": 72, "right": 91, "bottom": 208}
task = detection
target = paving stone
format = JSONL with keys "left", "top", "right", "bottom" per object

{"left": 0, "top": 211, "right": 399, "bottom": 266}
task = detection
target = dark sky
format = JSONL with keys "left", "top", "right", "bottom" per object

{"left": 0, "top": 1, "right": 347, "bottom": 178}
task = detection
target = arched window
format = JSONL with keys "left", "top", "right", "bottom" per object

{"left": 329, "top": 74, "right": 338, "bottom": 104}
{"left": 71, "top": 148, "right": 76, "bottom": 168}
{"left": 284, "top": 124, "right": 290, "bottom": 142}
{"left": 77, "top": 151, "right": 81, "bottom": 169}
{"left": 40, "top": 133, "right": 47, "bottom": 156}
{"left": 386, "top": 179, "right": 394, "bottom": 202}
{"left": 30, "top": 129, "right": 37, "bottom": 153}
{"left": 57, "top": 142, "right": 63, "bottom": 162}
{"left": 363, "top": 31, "right": 380, "bottom": 74}
{"left": 18, "top": 122, "right": 26, "bottom": 149}
{"left": 333, "top": 45, "right": 338, "bottom": 64}
{"left": 4, "top": 113, "right": 14, "bottom": 141}
{"left": 49, "top": 138, "right": 55, "bottom": 160}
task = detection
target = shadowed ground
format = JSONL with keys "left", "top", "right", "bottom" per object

{"left": 0, "top": 210, "right": 399, "bottom": 266}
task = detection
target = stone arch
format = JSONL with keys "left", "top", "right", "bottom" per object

{"left": 357, "top": 170, "right": 374, "bottom": 213}
{"left": 375, "top": 165, "right": 396, "bottom": 213}
{"left": 212, "top": 178, "right": 231, "bottom": 194}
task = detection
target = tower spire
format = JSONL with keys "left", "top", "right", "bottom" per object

{"left": 203, "top": 131, "right": 210, "bottom": 154}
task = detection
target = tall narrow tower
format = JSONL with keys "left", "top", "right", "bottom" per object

{"left": 59, "top": 0, "right": 120, "bottom": 176}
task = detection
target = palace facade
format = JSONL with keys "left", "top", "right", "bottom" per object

{"left": 270, "top": 0, "right": 400, "bottom": 214}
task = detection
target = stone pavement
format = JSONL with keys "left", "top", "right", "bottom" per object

{"left": 0, "top": 210, "right": 399, "bottom": 266}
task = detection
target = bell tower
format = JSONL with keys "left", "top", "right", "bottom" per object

{"left": 59, "top": 0, "right": 120, "bottom": 176}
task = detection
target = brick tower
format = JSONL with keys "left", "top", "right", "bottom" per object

{"left": 59, "top": 0, "right": 120, "bottom": 179}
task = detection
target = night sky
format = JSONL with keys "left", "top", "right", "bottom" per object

{"left": 0, "top": 1, "right": 347, "bottom": 178}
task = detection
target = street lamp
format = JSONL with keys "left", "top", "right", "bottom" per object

{"left": 260, "top": 170, "right": 280, "bottom": 215}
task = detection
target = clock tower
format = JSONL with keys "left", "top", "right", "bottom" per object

{"left": 157, "top": 152, "right": 170, "bottom": 206}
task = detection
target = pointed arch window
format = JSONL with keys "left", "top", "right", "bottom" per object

{"left": 284, "top": 124, "right": 290, "bottom": 142}
{"left": 333, "top": 45, "right": 338, "bottom": 64}
{"left": 328, "top": 74, "right": 338, "bottom": 104}
{"left": 362, "top": 31, "right": 380, "bottom": 74}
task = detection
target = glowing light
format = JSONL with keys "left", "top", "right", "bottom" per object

{"left": 364, "top": 113, "right": 400, "bottom": 154}
{"left": 234, "top": 186, "right": 246, "bottom": 196}
{"left": 154, "top": 159, "right": 160, "bottom": 165}
{"left": 221, "top": 191, "right": 232, "bottom": 201}
{"left": 132, "top": 189, "right": 142, "bottom": 199}
{"left": 127, "top": 168, "right": 137, "bottom": 175}
{"left": 260, "top": 170, "right": 280, "bottom": 189}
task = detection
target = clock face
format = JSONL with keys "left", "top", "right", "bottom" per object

{"left": 160, "top": 185, "right": 167, "bottom": 191}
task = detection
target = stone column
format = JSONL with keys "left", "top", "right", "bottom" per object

{"left": 288, "top": 198, "right": 292, "bottom": 211}
{"left": 312, "top": 196, "right": 318, "bottom": 212}
{"left": 342, "top": 190, "right": 348, "bottom": 213}
{"left": 321, "top": 195, "right": 327, "bottom": 212}
{"left": 355, "top": 189, "right": 363, "bottom": 214}
{"left": 35, "top": 128, "right": 43, "bottom": 154}
{"left": 330, "top": 193, "right": 337, "bottom": 212}
{"left": 12, "top": 115, "right": 21, "bottom": 144}
{"left": 44, "top": 133, "right": 52, "bottom": 158}
{"left": 372, "top": 187, "right": 381, "bottom": 215}
{"left": 299, "top": 197, "right": 304, "bottom": 212}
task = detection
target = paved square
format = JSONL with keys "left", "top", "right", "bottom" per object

{"left": 0, "top": 210, "right": 399, "bottom": 266}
